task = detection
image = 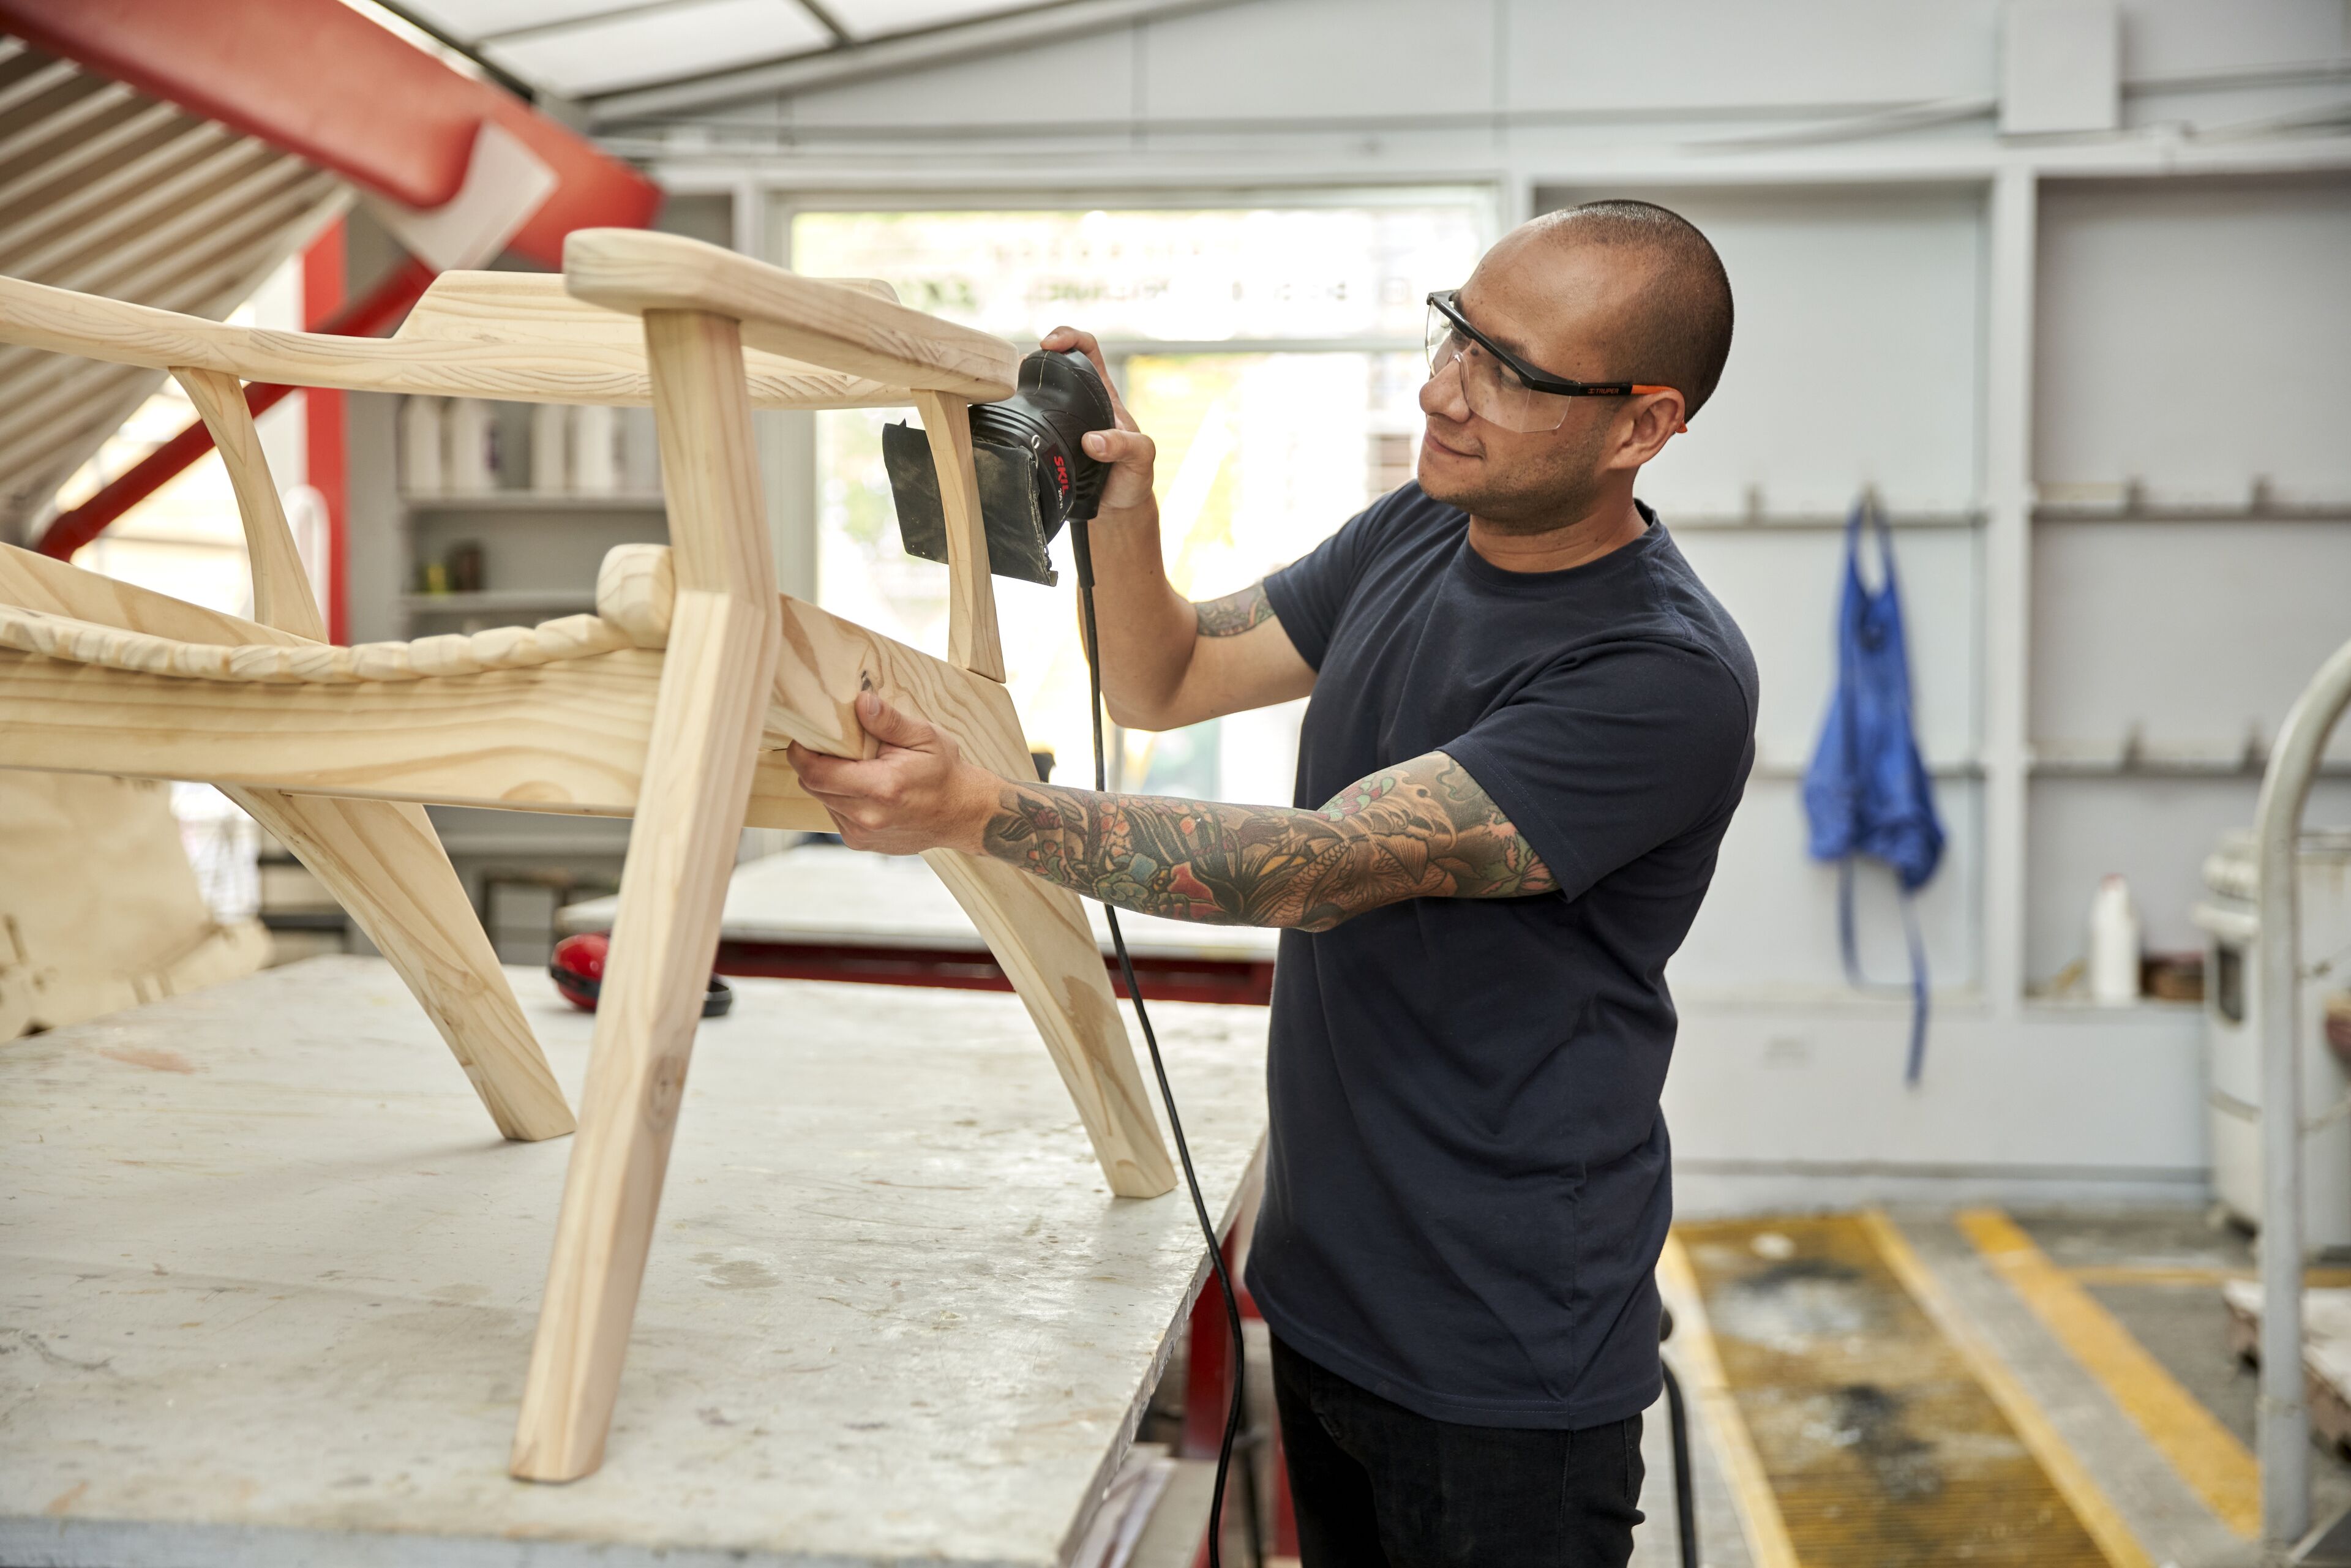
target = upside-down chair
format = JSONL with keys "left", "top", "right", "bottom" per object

{"left": 0, "top": 231, "right": 1176, "bottom": 1481}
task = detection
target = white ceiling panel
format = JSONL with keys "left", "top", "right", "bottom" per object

{"left": 820, "top": 0, "right": 1037, "bottom": 40}
{"left": 479, "top": 0, "right": 833, "bottom": 93}
{"left": 394, "top": 0, "right": 632, "bottom": 44}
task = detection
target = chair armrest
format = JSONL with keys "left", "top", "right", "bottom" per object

{"left": 562, "top": 229, "right": 1018, "bottom": 403}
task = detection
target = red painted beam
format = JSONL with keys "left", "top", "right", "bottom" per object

{"left": 0, "top": 0, "right": 658, "bottom": 268}
{"left": 302, "top": 221, "right": 348, "bottom": 643}
{"left": 36, "top": 258, "right": 435, "bottom": 566}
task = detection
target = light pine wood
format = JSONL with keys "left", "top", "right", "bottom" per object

{"left": 0, "top": 601, "right": 633, "bottom": 681}
{"left": 171, "top": 365, "right": 573, "bottom": 1146}
{"left": 225, "top": 787, "right": 574, "bottom": 1141}
{"left": 594, "top": 541, "right": 674, "bottom": 647}
{"left": 923, "top": 849, "right": 1176, "bottom": 1197}
{"left": 0, "top": 645, "right": 667, "bottom": 806}
{"left": 564, "top": 229, "right": 1018, "bottom": 402}
{"left": 398, "top": 269, "right": 903, "bottom": 346}
{"left": 0, "top": 252, "right": 1179, "bottom": 1484}
{"left": 911, "top": 391, "right": 1006, "bottom": 681}
{"left": 392, "top": 269, "right": 913, "bottom": 408}
{"left": 760, "top": 586, "right": 1175, "bottom": 1198}
{"left": 512, "top": 310, "right": 783, "bottom": 1483}
{"left": 0, "top": 647, "right": 834, "bottom": 831}
{"left": 0, "top": 540, "right": 312, "bottom": 648}
{"left": 171, "top": 365, "right": 325, "bottom": 640}
{"left": 0, "top": 271, "right": 913, "bottom": 411}
{"left": 763, "top": 590, "right": 1029, "bottom": 771}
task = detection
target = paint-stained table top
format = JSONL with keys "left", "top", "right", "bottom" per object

{"left": 560, "top": 843, "right": 1283, "bottom": 964}
{"left": 1, "top": 956, "right": 1267, "bottom": 1567}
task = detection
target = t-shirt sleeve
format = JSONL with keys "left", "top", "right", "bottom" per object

{"left": 1261, "top": 499, "right": 1385, "bottom": 671}
{"left": 1439, "top": 642, "right": 1754, "bottom": 902}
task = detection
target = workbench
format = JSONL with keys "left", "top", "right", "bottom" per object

{"left": 1, "top": 956, "right": 1269, "bottom": 1567}
{"left": 561, "top": 845, "right": 1283, "bottom": 1005}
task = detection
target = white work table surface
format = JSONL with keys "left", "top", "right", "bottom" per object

{"left": 560, "top": 844, "right": 1282, "bottom": 964}
{"left": 1, "top": 956, "right": 1269, "bottom": 1567}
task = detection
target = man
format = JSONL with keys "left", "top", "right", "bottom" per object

{"left": 789, "top": 199, "right": 1756, "bottom": 1566}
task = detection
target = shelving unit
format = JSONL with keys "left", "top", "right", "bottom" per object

{"left": 396, "top": 489, "right": 667, "bottom": 639}
{"left": 400, "top": 588, "right": 602, "bottom": 617}
{"left": 389, "top": 402, "right": 671, "bottom": 951}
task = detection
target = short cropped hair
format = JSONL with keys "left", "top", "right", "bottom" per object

{"left": 1536, "top": 200, "right": 1734, "bottom": 418}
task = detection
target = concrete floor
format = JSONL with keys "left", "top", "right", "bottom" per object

{"left": 1643, "top": 1207, "right": 2351, "bottom": 1568}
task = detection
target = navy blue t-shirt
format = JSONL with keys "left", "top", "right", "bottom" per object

{"left": 1246, "top": 482, "right": 1757, "bottom": 1430}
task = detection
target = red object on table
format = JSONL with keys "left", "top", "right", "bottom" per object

{"left": 714, "top": 939, "right": 1274, "bottom": 1007}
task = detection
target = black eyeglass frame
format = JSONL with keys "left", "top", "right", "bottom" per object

{"left": 1425, "top": 290, "right": 1679, "bottom": 403}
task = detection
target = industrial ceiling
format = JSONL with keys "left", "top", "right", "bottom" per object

{"left": 394, "top": 0, "right": 1109, "bottom": 100}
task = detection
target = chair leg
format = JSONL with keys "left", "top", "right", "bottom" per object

{"left": 227, "top": 787, "right": 573, "bottom": 1142}
{"left": 508, "top": 591, "right": 775, "bottom": 1482}
{"left": 923, "top": 849, "right": 1176, "bottom": 1198}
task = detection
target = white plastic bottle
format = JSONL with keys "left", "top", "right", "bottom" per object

{"left": 399, "top": 395, "right": 444, "bottom": 495}
{"left": 2088, "top": 873, "right": 2142, "bottom": 1006}
{"left": 446, "top": 397, "right": 495, "bottom": 495}
{"left": 530, "top": 400, "right": 569, "bottom": 493}
{"left": 571, "top": 402, "right": 618, "bottom": 495}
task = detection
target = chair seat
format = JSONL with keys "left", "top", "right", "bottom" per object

{"left": 0, "top": 543, "right": 675, "bottom": 683}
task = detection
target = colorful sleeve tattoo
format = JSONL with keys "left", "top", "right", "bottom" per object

{"left": 977, "top": 751, "right": 1556, "bottom": 931}
{"left": 1193, "top": 582, "right": 1277, "bottom": 638}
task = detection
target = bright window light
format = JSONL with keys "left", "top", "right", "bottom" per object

{"left": 793, "top": 201, "right": 1482, "bottom": 802}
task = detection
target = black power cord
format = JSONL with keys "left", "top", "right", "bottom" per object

{"left": 1069, "top": 516, "right": 1253, "bottom": 1568}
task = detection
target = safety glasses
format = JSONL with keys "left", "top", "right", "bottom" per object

{"left": 1424, "top": 290, "right": 1682, "bottom": 434}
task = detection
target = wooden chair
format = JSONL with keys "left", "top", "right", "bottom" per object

{"left": 0, "top": 230, "right": 1176, "bottom": 1482}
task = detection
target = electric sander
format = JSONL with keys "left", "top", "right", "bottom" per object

{"left": 882, "top": 347, "right": 1115, "bottom": 584}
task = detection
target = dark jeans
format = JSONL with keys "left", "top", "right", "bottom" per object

{"left": 1270, "top": 1332, "right": 1644, "bottom": 1568}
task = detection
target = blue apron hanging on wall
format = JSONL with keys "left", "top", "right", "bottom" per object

{"left": 1803, "top": 497, "right": 1944, "bottom": 1082}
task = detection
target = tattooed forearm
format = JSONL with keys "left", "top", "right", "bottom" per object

{"left": 977, "top": 751, "right": 1556, "bottom": 931}
{"left": 1194, "top": 582, "right": 1276, "bottom": 638}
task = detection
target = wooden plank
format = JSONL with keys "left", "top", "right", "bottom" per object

{"left": 512, "top": 309, "right": 782, "bottom": 1484}
{"left": 397, "top": 269, "right": 900, "bottom": 345}
{"left": 912, "top": 391, "right": 1005, "bottom": 681}
{"left": 0, "top": 271, "right": 915, "bottom": 411}
{"left": 0, "top": 648, "right": 667, "bottom": 810}
{"left": 0, "top": 650, "right": 833, "bottom": 830}
{"left": 171, "top": 364, "right": 326, "bottom": 641}
{"left": 225, "top": 787, "right": 574, "bottom": 1142}
{"left": 767, "top": 590, "right": 1029, "bottom": 774}
{"left": 0, "top": 541, "right": 311, "bottom": 648}
{"left": 564, "top": 228, "right": 1018, "bottom": 402}
{"left": 392, "top": 268, "right": 914, "bottom": 408}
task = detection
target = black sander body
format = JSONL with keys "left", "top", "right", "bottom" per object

{"left": 882, "top": 347, "right": 1115, "bottom": 583}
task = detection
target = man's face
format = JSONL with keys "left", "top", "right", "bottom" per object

{"left": 1416, "top": 236, "right": 1652, "bottom": 531}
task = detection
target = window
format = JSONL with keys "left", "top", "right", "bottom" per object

{"left": 790, "top": 198, "right": 1485, "bottom": 801}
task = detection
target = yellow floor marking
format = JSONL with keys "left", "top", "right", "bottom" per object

{"left": 1959, "top": 1209, "right": 2260, "bottom": 1538}
{"left": 1859, "top": 1210, "right": 2156, "bottom": 1568}
{"left": 1658, "top": 1232, "right": 1799, "bottom": 1568}
{"left": 2064, "top": 1262, "right": 2351, "bottom": 1291}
